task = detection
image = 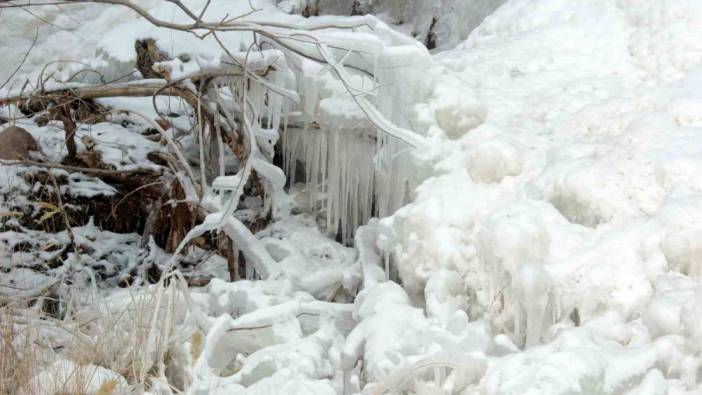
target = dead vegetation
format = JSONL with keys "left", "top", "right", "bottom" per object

{"left": 0, "top": 281, "right": 189, "bottom": 394}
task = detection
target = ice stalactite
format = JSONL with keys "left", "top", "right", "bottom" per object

{"left": 282, "top": 44, "right": 431, "bottom": 243}
{"left": 283, "top": 99, "right": 376, "bottom": 242}
{"left": 325, "top": 127, "right": 377, "bottom": 243}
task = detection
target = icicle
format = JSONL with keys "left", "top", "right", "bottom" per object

{"left": 279, "top": 44, "right": 429, "bottom": 243}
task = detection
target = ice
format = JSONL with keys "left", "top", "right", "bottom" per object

{"left": 623, "top": 369, "right": 668, "bottom": 395}
{"left": 424, "top": 269, "right": 469, "bottom": 327}
{"left": 373, "top": 44, "right": 431, "bottom": 219}
{"left": 281, "top": 41, "right": 431, "bottom": 242}
{"left": 643, "top": 275, "right": 696, "bottom": 339}
{"left": 434, "top": 90, "right": 487, "bottom": 140}
{"left": 282, "top": 84, "right": 377, "bottom": 242}
{"left": 366, "top": 0, "right": 702, "bottom": 391}
{"left": 466, "top": 138, "right": 524, "bottom": 184}
{"left": 342, "top": 282, "right": 431, "bottom": 380}
{"left": 283, "top": 124, "right": 375, "bottom": 242}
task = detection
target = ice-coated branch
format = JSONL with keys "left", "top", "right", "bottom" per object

{"left": 315, "top": 42, "right": 425, "bottom": 147}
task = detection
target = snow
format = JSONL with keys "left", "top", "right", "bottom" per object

{"left": 4, "top": 0, "right": 702, "bottom": 394}
{"left": 20, "top": 360, "right": 129, "bottom": 395}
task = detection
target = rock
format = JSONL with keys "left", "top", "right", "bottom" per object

{"left": 0, "top": 126, "right": 39, "bottom": 160}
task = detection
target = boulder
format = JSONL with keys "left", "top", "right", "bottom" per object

{"left": 0, "top": 126, "right": 39, "bottom": 160}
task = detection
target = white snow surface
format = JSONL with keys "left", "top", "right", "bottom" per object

{"left": 2, "top": 0, "right": 702, "bottom": 394}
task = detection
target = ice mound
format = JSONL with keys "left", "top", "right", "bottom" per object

{"left": 375, "top": 0, "right": 702, "bottom": 392}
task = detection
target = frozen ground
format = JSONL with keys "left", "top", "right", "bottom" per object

{"left": 2, "top": 0, "right": 702, "bottom": 394}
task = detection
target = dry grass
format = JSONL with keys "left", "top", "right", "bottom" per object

{"left": 0, "top": 301, "right": 124, "bottom": 394}
{"left": 190, "top": 330, "right": 203, "bottom": 363}
{"left": 97, "top": 379, "right": 119, "bottom": 395}
{"left": 0, "top": 279, "right": 190, "bottom": 395}
{"left": 0, "top": 306, "right": 34, "bottom": 394}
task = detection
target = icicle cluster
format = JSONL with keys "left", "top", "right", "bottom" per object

{"left": 283, "top": 94, "right": 377, "bottom": 242}
{"left": 282, "top": 45, "right": 431, "bottom": 242}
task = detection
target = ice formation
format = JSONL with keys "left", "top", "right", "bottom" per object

{"left": 4, "top": 0, "right": 702, "bottom": 394}
{"left": 282, "top": 36, "right": 431, "bottom": 242}
{"left": 373, "top": 0, "right": 702, "bottom": 392}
